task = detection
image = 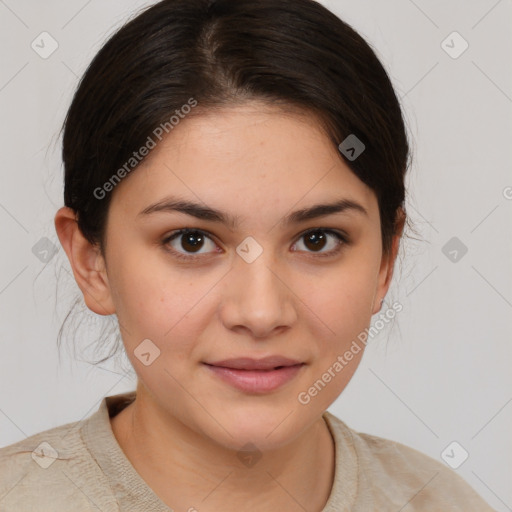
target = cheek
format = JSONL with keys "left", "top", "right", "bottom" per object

{"left": 113, "top": 269, "right": 215, "bottom": 374}
{"left": 300, "top": 264, "right": 377, "bottom": 338}
{"left": 298, "top": 273, "right": 373, "bottom": 409}
{"left": 109, "top": 250, "right": 186, "bottom": 331}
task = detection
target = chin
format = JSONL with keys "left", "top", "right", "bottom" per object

{"left": 199, "top": 408, "right": 308, "bottom": 453}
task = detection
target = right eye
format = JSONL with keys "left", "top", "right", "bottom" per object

{"left": 161, "top": 229, "right": 220, "bottom": 261}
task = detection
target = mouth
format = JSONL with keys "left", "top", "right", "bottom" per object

{"left": 204, "top": 363, "right": 304, "bottom": 371}
{"left": 204, "top": 355, "right": 304, "bottom": 371}
{"left": 203, "top": 361, "right": 306, "bottom": 393}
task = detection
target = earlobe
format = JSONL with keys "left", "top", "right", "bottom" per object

{"left": 54, "top": 206, "right": 116, "bottom": 316}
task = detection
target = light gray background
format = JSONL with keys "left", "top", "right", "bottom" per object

{"left": 0, "top": 0, "right": 511, "bottom": 510}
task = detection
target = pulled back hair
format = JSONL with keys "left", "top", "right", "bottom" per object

{"left": 58, "top": 0, "right": 416, "bottom": 365}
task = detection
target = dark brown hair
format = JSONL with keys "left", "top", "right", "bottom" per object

{"left": 58, "top": 0, "right": 417, "bottom": 364}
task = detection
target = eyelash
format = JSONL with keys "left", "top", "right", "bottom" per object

{"left": 161, "top": 228, "right": 350, "bottom": 262}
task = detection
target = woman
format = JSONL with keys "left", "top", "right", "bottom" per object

{"left": 0, "top": 0, "right": 496, "bottom": 510}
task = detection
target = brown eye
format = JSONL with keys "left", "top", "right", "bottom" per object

{"left": 179, "top": 231, "right": 206, "bottom": 253}
{"left": 303, "top": 231, "right": 328, "bottom": 251}
{"left": 292, "top": 229, "right": 348, "bottom": 256}
{"left": 163, "top": 229, "right": 218, "bottom": 259}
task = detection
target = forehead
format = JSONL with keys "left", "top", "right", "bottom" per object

{"left": 109, "top": 103, "right": 378, "bottom": 222}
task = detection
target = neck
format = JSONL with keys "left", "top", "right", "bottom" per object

{"left": 111, "top": 384, "right": 335, "bottom": 512}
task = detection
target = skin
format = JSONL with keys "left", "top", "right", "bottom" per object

{"left": 55, "top": 101, "right": 404, "bottom": 512}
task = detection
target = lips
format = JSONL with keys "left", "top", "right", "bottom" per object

{"left": 204, "top": 355, "right": 304, "bottom": 371}
{"left": 204, "top": 358, "right": 305, "bottom": 393}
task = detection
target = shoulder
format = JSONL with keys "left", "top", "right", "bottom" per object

{"left": 324, "top": 412, "right": 496, "bottom": 511}
{"left": 0, "top": 419, "right": 117, "bottom": 512}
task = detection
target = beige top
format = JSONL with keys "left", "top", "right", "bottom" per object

{"left": 0, "top": 391, "right": 495, "bottom": 511}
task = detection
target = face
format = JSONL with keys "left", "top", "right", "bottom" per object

{"left": 79, "top": 102, "right": 396, "bottom": 451}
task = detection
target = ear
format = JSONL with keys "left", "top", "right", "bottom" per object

{"left": 372, "top": 207, "right": 405, "bottom": 315}
{"left": 54, "top": 206, "right": 115, "bottom": 316}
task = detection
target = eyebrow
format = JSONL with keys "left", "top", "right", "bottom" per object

{"left": 138, "top": 196, "right": 368, "bottom": 228}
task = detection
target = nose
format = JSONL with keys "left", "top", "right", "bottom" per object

{"left": 219, "top": 249, "right": 297, "bottom": 339}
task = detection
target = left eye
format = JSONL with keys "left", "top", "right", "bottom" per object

{"left": 291, "top": 229, "right": 348, "bottom": 256}
{"left": 162, "top": 228, "right": 348, "bottom": 260}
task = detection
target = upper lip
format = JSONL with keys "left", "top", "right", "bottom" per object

{"left": 204, "top": 356, "right": 304, "bottom": 370}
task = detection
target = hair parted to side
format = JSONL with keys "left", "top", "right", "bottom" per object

{"left": 57, "top": 0, "right": 418, "bottom": 366}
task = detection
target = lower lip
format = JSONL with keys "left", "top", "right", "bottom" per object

{"left": 204, "top": 363, "right": 305, "bottom": 393}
